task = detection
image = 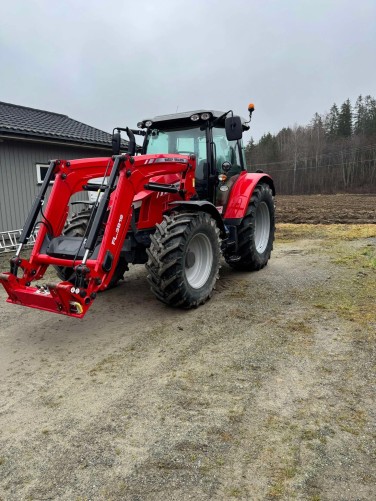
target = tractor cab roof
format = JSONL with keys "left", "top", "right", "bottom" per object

{"left": 139, "top": 110, "right": 249, "bottom": 131}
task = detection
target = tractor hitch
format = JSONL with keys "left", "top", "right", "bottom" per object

{"left": 0, "top": 273, "right": 88, "bottom": 317}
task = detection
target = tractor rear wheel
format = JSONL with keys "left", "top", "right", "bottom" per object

{"left": 226, "top": 182, "right": 275, "bottom": 271}
{"left": 55, "top": 208, "right": 127, "bottom": 288}
{"left": 146, "top": 211, "right": 221, "bottom": 307}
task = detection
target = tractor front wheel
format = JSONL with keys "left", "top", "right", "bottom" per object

{"left": 146, "top": 212, "right": 221, "bottom": 307}
{"left": 226, "top": 182, "right": 275, "bottom": 271}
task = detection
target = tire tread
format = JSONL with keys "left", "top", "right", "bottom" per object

{"left": 146, "top": 211, "right": 220, "bottom": 308}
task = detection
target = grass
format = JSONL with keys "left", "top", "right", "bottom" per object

{"left": 285, "top": 320, "right": 313, "bottom": 335}
{"left": 312, "top": 263, "right": 375, "bottom": 327}
{"left": 267, "top": 463, "right": 299, "bottom": 499}
{"left": 227, "top": 486, "right": 243, "bottom": 498}
{"left": 336, "top": 409, "right": 367, "bottom": 435}
{"left": 333, "top": 244, "right": 376, "bottom": 270}
{"left": 314, "top": 289, "right": 375, "bottom": 327}
{"left": 277, "top": 223, "right": 376, "bottom": 242}
{"left": 277, "top": 224, "right": 376, "bottom": 328}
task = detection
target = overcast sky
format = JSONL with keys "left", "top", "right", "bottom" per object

{"left": 1, "top": 0, "right": 375, "bottom": 143}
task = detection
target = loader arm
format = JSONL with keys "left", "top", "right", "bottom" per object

{"left": 0, "top": 153, "right": 196, "bottom": 318}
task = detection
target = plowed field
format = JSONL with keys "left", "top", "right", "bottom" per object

{"left": 277, "top": 194, "right": 376, "bottom": 224}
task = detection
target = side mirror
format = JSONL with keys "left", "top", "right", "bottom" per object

{"left": 225, "top": 115, "right": 243, "bottom": 141}
{"left": 112, "top": 131, "right": 121, "bottom": 155}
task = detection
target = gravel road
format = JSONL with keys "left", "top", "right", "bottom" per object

{"left": 0, "top": 226, "right": 375, "bottom": 500}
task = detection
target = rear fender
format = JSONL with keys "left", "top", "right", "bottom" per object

{"left": 168, "top": 201, "right": 227, "bottom": 237}
{"left": 224, "top": 172, "right": 275, "bottom": 221}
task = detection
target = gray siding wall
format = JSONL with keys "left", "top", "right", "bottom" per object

{"left": 0, "top": 139, "right": 110, "bottom": 232}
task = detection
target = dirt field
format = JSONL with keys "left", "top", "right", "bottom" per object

{"left": 276, "top": 194, "right": 376, "bottom": 224}
{"left": 0, "top": 221, "right": 375, "bottom": 500}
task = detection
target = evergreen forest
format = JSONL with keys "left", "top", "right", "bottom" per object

{"left": 246, "top": 95, "right": 376, "bottom": 194}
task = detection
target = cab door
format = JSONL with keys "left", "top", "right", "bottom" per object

{"left": 212, "top": 128, "right": 244, "bottom": 209}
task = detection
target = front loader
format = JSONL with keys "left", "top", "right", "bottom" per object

{"left": 0, "top": 105, "right": 275, "bottom": 318}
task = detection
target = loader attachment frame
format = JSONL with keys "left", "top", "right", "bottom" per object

{"left": 0, "top": 153, "right": 196, "bottom": 318}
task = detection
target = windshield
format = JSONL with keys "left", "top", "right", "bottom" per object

{"left": 145, "top": 125, "right": 243, "bottom": 181}
{"left": 146, "top": 127, "right": 207, "bottom": 163}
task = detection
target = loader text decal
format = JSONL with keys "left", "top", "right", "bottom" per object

{"left": 112, "top": 215, "right": 124, "bottom": 246}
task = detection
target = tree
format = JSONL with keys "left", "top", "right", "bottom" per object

{"left": 310, "top": 113, "right": 325, "bottom": 147}
{"left": 354, "top": 95, "right": 366, "bottom": 135}
{"left": 324, "top": 104, "right": 339, "bottom": 138}
{"left": 245, "top": 94, "right": 376, "bottom": 195}
{"left": 257, "top": 133, "right": 279, "bottom": 163}
{"left": 363, "top": 95, "right": 376, "bottom": 136}
{"left": 337, "top": 99, "right": 352, "bottom": 138}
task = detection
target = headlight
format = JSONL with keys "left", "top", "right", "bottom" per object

{"left": 137, "top": 121, "right": 144, "bottom": 128}
{"left": 190, "top": 114, "right": 200, "bottom": 121}
{"left": 200, "top": 112, "right": 211, "bottom": 120}
{"left": 145, "top": 120, "right": 153, "bottom": 127}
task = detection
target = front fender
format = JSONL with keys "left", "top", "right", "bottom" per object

{"left": 224, "top": 172, "right": 275, "bottom": 221}
{"left": 168, "top": 200, "right": 227, "bottom": 238}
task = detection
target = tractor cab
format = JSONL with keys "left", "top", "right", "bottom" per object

{"left": 137, "top": 110, "right": 250, "bottom": 205}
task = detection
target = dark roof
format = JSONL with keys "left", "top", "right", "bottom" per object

{"left": 0, "top": 101, "right": 116, "bottom": 148}
{"left": 141, "top": 109, "right": 248, "bottom": 130}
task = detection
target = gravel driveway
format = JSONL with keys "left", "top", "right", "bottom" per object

{"left": 0, "top": 225, "right": 375, "bottom": 500}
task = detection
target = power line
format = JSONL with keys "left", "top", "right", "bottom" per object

{"left": 258, "top": 158, "right": 376, "bottom": 174}
{"left": 249, "top": 143, "right": 376, "bottom": 167}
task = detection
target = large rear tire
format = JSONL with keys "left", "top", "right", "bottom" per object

{"left": 226, "top": 182, "right": 275, "bottom": 271}
{"left": 55, "top": 209, "right": 127, "bottom": 288}
{"left": 146, "top": 211, "right": 221, "bottom": 307}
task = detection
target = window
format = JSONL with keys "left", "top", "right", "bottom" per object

{"left": 212, "top": 128, "right": 242, "bottom": 176}
{"left": 146, "top": 127, "right": 207, "bottom": 163}
{"left": 36, "top": 163, "right": 54, "bottom": 185}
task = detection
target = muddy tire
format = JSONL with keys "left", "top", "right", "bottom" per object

{"left": 61, "top": 208, "right": 93, "bottom": 239}
{"left": 146, "top": 211, "right": 221, "bottom": 307}
{"left": 55, "top": 209, "right": 127, "bottom": 288}
{"left": 226, "top": 182, "right": 275, "bottom": 271}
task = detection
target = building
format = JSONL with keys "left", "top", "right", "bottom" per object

{"left": 0, "top": 101, "right": 120, "bottom": 235}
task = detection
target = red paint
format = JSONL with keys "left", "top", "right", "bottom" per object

{"left": 224, "top": 172, "right": 274, "bottom": 219}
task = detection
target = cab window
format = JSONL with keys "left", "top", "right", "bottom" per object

{"left": 212, "top": 128, "right": 242, "bottom": 176}
{"left": 147, "top": 127, "right": 206, "bottom": 160}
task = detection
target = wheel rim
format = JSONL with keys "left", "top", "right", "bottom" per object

{"left": 185, "top": 233, "right": 213, "bottom": 289}
{"left": 254, "top": 202, "right": 270, "bottom": 253}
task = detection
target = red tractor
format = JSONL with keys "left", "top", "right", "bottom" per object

{"left": 0, "top": 105, "right": 275, "bottom": 318}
